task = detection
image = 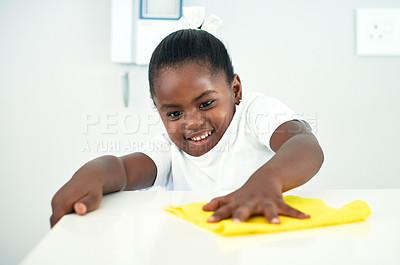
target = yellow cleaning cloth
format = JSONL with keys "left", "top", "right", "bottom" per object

{"left": 164, "top": 195, "right": 371, "bottom": 236}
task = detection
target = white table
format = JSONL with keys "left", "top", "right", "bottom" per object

{"left": 20, "top": 189, "right": 400, "bottom": 265}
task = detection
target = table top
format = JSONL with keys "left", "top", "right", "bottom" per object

{"left": 20, "top": 189, "right": 400, "bottom": 265}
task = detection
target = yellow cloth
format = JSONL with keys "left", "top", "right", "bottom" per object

{"left": 164, "top": 195, "right": 371, "bottom": 236}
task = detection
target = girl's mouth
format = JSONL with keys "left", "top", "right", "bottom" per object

{"left": 187, "top": 130, "right": 214, "bottom": 145}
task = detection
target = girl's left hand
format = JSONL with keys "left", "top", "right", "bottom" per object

{"left": 202, "top": 178, "right": 310, "bottom": 224}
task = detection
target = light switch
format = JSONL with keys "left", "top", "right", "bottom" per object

{"left": 356, "top": 8, "right": 400, "bottom": 55}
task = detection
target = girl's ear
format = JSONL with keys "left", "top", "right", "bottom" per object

{"left": 231, "top": 74, "right": 242, "bottom": 105}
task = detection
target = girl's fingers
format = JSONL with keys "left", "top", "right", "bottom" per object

{"left": 262, "top": 201, "right": 281, "bottom": 224}
{"left": 277, "top": 201, "right": 310, "bottom": 219}
{"left": 232, "top": 203, "right": 253, "bottom": 222}
{"left": 73, "top": 202, "right": 87, "bottom": 215}
{"left": 207, "top": 203, "right": 237, "bottom": 223}
{"left": 203, "top": 196, "right": 229, "bottom": 211}
{"left": 50, "top": 191, "right": 102, "bottom": 228}
{"left": 74, "top": 191, "right": 102, "bottom": 215}
{"left": 203, "top": 195, "right": 310, "bottom": 224}
{"left": 50, "top": 208, "right": 68, "bottom": 228}
{"left": 50, "top": 198, "right": 74, "bottom": 228}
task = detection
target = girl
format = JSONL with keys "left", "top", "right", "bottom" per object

{"left": 50, "top": 29, "right": 324, "bottom": 228}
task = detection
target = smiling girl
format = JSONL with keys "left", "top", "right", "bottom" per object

{"left": 50, "top": 29, "right": 324, "bottom": 227}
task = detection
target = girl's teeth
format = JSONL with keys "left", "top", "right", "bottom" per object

{"left": 191, "top": 131, "right": 212, "bottom": 141}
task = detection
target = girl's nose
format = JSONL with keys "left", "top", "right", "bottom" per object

{"left": 184, "top": 112, "right": 205, "bottom": 130}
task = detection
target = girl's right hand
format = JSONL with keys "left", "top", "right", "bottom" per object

{"left": 50, "top": 175, "right": 103, "bottom": 228}
{"left": 50, "top": 153, "right": 156, "bottom": 228}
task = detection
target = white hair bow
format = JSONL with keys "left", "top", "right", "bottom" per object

{"left": 174, "top": 6, "right": 223, "bottom": 36}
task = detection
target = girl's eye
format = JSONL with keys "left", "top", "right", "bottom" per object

{"left": 199, "top": 100, "right": 214, "bottom": 108}
{"left": 166, "top": 111, "right": 182, "bottom": 118}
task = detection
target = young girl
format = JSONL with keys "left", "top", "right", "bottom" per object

{"left": 50, "top": 29, "right": 324, "bottom": 228}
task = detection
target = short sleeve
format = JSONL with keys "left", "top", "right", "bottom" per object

{"left": 246, "top": 94, "right": 308, "bottom": 151}
{"left": 138, "top": 134, "right": 172, "bottom": 188}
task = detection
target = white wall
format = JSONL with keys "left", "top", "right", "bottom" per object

{"left": 1, "top": 0, "right": 399, "bottom": 264}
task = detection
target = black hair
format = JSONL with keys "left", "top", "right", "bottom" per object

{"left": 148, "top": 29, "right": 234, "bottom": 98}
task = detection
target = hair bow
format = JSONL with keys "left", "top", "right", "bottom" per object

{"left": 174, "top": 6, "right": 223, "bottom": 36}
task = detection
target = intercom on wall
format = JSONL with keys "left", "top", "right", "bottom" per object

{"left": 111, "top": 0, "right": 182, "bottom": 65}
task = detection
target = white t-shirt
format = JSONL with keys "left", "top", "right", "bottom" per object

{"left": 139, "top": 92, "right": 305, "bottom": 191}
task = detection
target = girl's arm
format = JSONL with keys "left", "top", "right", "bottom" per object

{"left": 203, "top": 120, "right": 324, "bottom": 223}
{"left": 50, "top": 153, "right": 156, "bottom": 228}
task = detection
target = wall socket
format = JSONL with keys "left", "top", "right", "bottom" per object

{"left": 356, "top": 8, "right": 400, "bottom": 55}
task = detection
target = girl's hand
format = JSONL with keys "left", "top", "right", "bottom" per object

{"left": 50, "top": 175, "right": 103, "bottom": 228}
{"left": 50, "top": 153, "right": 156, "bottom": 228}
{"left": 202, "top": 178, "right": 310, "bottom": 224}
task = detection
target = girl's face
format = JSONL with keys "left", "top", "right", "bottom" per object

{"left": 153, "top": 62, "right": 242, "bottom": 157}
